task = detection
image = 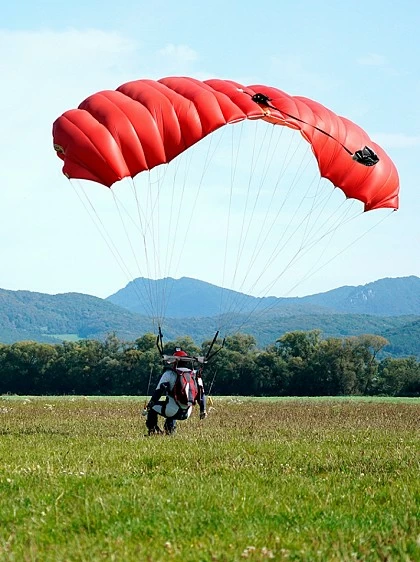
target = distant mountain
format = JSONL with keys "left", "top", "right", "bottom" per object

{"left": 106, "top": 276, "right": 286, "bottom": 318}
{"left": 297, "top": 276, "right": 420, "bottom": 316}
{"left": 0, "top": 276, "right": 419, "bottom": 357}
{"left": 107, "top": 275, "right": 420, "bottom": 318}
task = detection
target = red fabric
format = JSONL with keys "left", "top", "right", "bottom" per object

{"left": 53, "top": 77, "right": 399, "bottom": 211}
{"left": 173, "top": 369, "right": 198, "bottom": 406}
{"left": 173, "top": 350, "right": 188, "bottom": 357}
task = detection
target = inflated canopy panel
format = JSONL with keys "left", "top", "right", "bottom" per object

{"left": 53, "top": 77, "right": 399, "bottom": 211}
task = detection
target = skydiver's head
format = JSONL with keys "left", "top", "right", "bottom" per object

{"left": 173, "top": 348, "right": 190, "bottom": 368}
{"left": 173, "top": 348, "right": 188, "bottom": 358}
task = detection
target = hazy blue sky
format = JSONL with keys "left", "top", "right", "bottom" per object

{"left": 1, "top": 0, "right": 419, "bottom": 300}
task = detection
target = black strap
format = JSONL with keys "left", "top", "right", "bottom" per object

{"left": 250, "top": 92, "right": 379, "bottom": 166}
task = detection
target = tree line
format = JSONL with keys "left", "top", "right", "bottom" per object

{"left": 0, "top": 331, "right": 418, "bottom": 397}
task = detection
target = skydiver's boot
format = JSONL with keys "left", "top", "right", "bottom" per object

{"left": 145, "top": 409, "right": 163, "bottom": 435}
{"left": 148, "top": 426, "right": 163, "bottom": 435}
{"left": 164, "top": 418, "right": 177, "bottom": 435}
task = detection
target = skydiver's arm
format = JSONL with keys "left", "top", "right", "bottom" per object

{"left": 149, "top": 386, "right": 163, "bottom": 406}
{"left": 200, "top": 392, "right": 207, "bottom": 412}
{"left": 197, "top": 374, "right": 207, "bottom": 418}
{"left": 148, "top": 370, "right": 173, "bottom": 407}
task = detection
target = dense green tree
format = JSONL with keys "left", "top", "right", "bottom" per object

{"left": 375, "top": 357, "right": 420, "bottom": 396}
{"left": 342, "top": 336, "right": 383, "bottom": 394}
{"left": 276, "top": 330, "right": 321, "bottom": 360}
{"left": 254, "top": 349, "right": 290, "bottom": 395}
{"left": 274, "top": 331, "right": 320, "bottom": 395}
{"left": 134, "top": 333, "right": 157, "bottom": 352}
{"left": 354, "top": 334, "right": 389, "bottom": 393}
{"left": 0, "top": 331, "right": 418, "bottom": 396}
{"left": 0, "top": 341, "right": 58, "bottom": 394}
{"left": 162, "top": 335, "right": 201, "bottom": 357}
{"left": 309, "top": 338, "right": 358, "bottom": 395}
{"left": 203, "top": 334, "right": 257, "bottom": 395}
{"left": 223, "top": 333, "right": 257, "bottom": 355}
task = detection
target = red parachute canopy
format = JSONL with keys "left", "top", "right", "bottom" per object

{"left": 53, "top": 77, "right": 399, "bottom": 212}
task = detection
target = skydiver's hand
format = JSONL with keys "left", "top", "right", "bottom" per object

{"left": 200, "top": 410, "right": 207, "bottom": 420}
{"left": 142, "top": 400, "right": 154, "bottom": 416}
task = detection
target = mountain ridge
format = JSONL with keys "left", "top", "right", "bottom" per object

{"left": 107, "top": 275, "right": 420, "bottom": 318}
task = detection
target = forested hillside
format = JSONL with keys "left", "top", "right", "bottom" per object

{"left": 0, "top": 289, "right": 150, "bottom": 343}
{"left": 1, "top": 277, "right": 420, "bottom": 358}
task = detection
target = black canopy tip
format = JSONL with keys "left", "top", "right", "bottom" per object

{"left": 352, "top": 146, "right": 380, "bottom": 167}
{"left": 251, "top": 92, "right": 272, "bottom": 106}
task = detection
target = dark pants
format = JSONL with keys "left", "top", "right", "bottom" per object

{"left": 145, "top": 400, "right": 191, "bottom": 434}
{"left": 146, "top": 408, "right": 177, "bottom": 434}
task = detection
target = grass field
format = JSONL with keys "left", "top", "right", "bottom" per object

{"left": 0, "top": 396, "right": 419, "bottom": 561}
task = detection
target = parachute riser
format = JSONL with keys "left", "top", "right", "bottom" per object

{"left": 205, "top": 330, "right": 219, "bottom": 361}
{"left": 249, "top": 92, "right": 380, "bottom": 167}
{"left": 205, "top": 331, "right": 226, "bottom": 363}
{"left": 156, "top": 326, "right": 164, "bottom": 357}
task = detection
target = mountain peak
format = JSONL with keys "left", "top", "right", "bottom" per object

{"left": 106, "top": 275, "right": 420, "bottom": 318}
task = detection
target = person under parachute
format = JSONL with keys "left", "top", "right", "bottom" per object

{"left": 143, "top": 348, "right": 207, "bottom": 435}
{"left": 52, "top": 78, "right": 400, "bottom": 432}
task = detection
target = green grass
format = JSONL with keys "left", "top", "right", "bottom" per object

{"left": 0, "top": 397, "right": 419, "bottom": 561}
{"left": 48, "top": 334, "right": 80, "bottom": 342}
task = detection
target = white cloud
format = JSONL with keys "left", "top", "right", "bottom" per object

{"left": 372, "top": 132, "right": 420, "bottom": 149}
{"left": 158, "top": 43, "right": 198, "bottom": 63}
{"left": 0, "top": 28, "right": 139, "bottom": 104}
{"left": 357, "top": 53, "right": 387, "bottom": 66}
{"left": 268, "top": 54, "right": 340, "bottom": 99}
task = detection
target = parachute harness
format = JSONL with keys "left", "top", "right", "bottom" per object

{"left": 249, "top": 92, "right": 379, "bottom": 167}
{"left": 154, "top": 329, "right": 224, "bottom": 406}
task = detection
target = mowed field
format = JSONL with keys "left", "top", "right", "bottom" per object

{"left": 0, "top": 397, "right": 419, "bottom": 562}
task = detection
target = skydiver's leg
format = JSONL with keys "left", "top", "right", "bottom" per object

{"left": 146, "top": 407, "right": 163, "bottom": 434}
{"left": 145, "top": 398, "right": 173, "bottom": 434}
{"left": 147, "top": 399, "right": 190, "bottom": 435}
{"left": 161, "top": 396, "right": 180, "bottom": 418}
{"left": 175, "top": 406, "right": 193, "bottom": 420}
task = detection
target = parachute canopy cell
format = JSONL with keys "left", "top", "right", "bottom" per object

{"left": 52, "top": 76, "right": 399, "bottom": 212}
